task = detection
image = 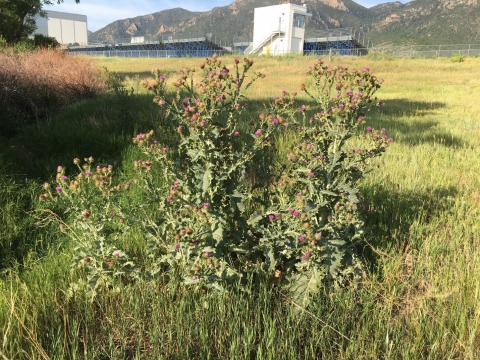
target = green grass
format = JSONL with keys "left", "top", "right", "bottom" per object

{"left": 0, "top": 55, "right": 479, "bottom": 359}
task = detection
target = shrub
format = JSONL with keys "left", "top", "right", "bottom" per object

{"left": 0, "top": 35, "right": 6, "bottom": 49}
{"left": 450, "top": 54, "right": 465, "bottom": 63}
{"left": 0, "top": 49, "right": 107, "bottom": 137}
{"left": 12, "top": 39, "right": 35, "bottom": 53}
{"left": 33, "top": 34, "right": 60, "bottom": 49}
{"left": 41, "top": 56, "right": 391, "bottom": 304}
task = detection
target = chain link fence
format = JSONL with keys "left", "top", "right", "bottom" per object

{"left": 371, "top": 44, "right": 480, "bottom": 58}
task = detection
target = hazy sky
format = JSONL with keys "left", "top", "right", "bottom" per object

{"left": 48, "top": 0, "right": 409, "bottom": 32}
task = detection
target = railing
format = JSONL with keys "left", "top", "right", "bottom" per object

{"left": 243, "top": 43, "right": 253, "bottom": 55}
{"left": 69, "top": 49, "right": 231, "bottom": 58}
{"left": 83, "top": 31, "right": 233, "bottom": 51}
{"left": 244, "top": 29, "right": 285, "bottom": 55}
{"left": 371, "top": 44, "right": 480, "bottom": 58}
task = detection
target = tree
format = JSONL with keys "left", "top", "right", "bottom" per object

{"left": 0, "top": 0, "right": 79, "bottom": 44}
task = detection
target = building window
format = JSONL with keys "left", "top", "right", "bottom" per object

{"left": 293, "top": 14, "right": 305, "bottom": 29}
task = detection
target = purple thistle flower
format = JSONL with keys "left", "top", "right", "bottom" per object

{"left": 175, "top": 244, "right": 180, "bottom": 251}
{"left": 85, "top": 171, "right": 92, "bottom": 176}
{"left": 366, "top": 126, "right": 372, "bottom": 132}
{"left": 55, "top": 186, "right": 62, "bottom": 192}
{"left": 234, "top": 131, "right": 240, "bottom": 137}
{"left": 299, "top": 235, "right": 306, "bottom": 242}
{"left": 203, "top": 203, "right": 210, "bottom": 208}
{"left": 288, "top": 208, "right": 294, "bottom": 214}
{"left": 293, "top": 211, "right": 299, "bottom": 217}
{"left": 234, "top": 58, "right": 239, "bottom": 64}
{"left": 254, "top": 129, "right": 261, "bottom": 137}
{"left": 268, "top": 215, "right": 274, "bottom": 221}
{"left": 302, "top": 252, "right": 311, "bottom": 260}
{"left": 167, "top": 196, "right": 172, "bottom": 201}
{"left": 113, "top": 251, "right": 119, "bottom": 258}
{"left": 308, "top": 172, "right": 314, "bottom": 177}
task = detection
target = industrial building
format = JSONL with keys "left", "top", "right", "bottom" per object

{"left": 244, "top": 3, "right": 312, "bottom": 56}
{"left": 34, "top": 10, "right": 88, "bottom": 46}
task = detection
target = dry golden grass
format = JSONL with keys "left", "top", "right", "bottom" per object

{"left": 0, "top": 49, "right": 106, "bottom": 125}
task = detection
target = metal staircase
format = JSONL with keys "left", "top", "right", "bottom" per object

{"left": 244, "top": 30, "right": 284, "bottom": 55}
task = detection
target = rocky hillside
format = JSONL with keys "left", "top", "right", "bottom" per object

{"left": 368, "top": 0, "right": 480, "bottom": 45}
{"left": 89, "top": 0, "right": 480, "bottom": 45}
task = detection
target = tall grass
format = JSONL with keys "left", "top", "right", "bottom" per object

{"left": 0, "top": 49, "right": 107, "bottom": 137}
{"left": 0, "top": 54, "right": 479, "bottom": 359}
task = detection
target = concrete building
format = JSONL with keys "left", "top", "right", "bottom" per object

{"left": 245, "top": 3, "right": 312, "bottom": 55}
{"left": 35, "top": 10, "right": 88, "bottom": 46}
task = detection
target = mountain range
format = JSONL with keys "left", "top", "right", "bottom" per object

{"left": 88, "top": 0, "right": 480, "bottom": 46}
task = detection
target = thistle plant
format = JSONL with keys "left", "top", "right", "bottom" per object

{"left": 248, "top": 60, "right": 391, "bottom": 304}
{"left": 39, "top": 157, "right": 136, "bottom": 300}
{"left": 135, "top": 55, "right": 268, "bottom": 288}
{"left": 40, "top": 56, "right": 392, "bottom": 302}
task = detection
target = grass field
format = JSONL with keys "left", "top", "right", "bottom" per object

{"left": 0, "top": 53, "right": 479, "bottom": 359}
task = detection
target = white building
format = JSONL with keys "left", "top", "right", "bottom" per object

{"left": 34, "top": 10, "right": 88, "bottom": 45}
{"left": 245, "top": 3, "right": 312, "bottom": 56}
